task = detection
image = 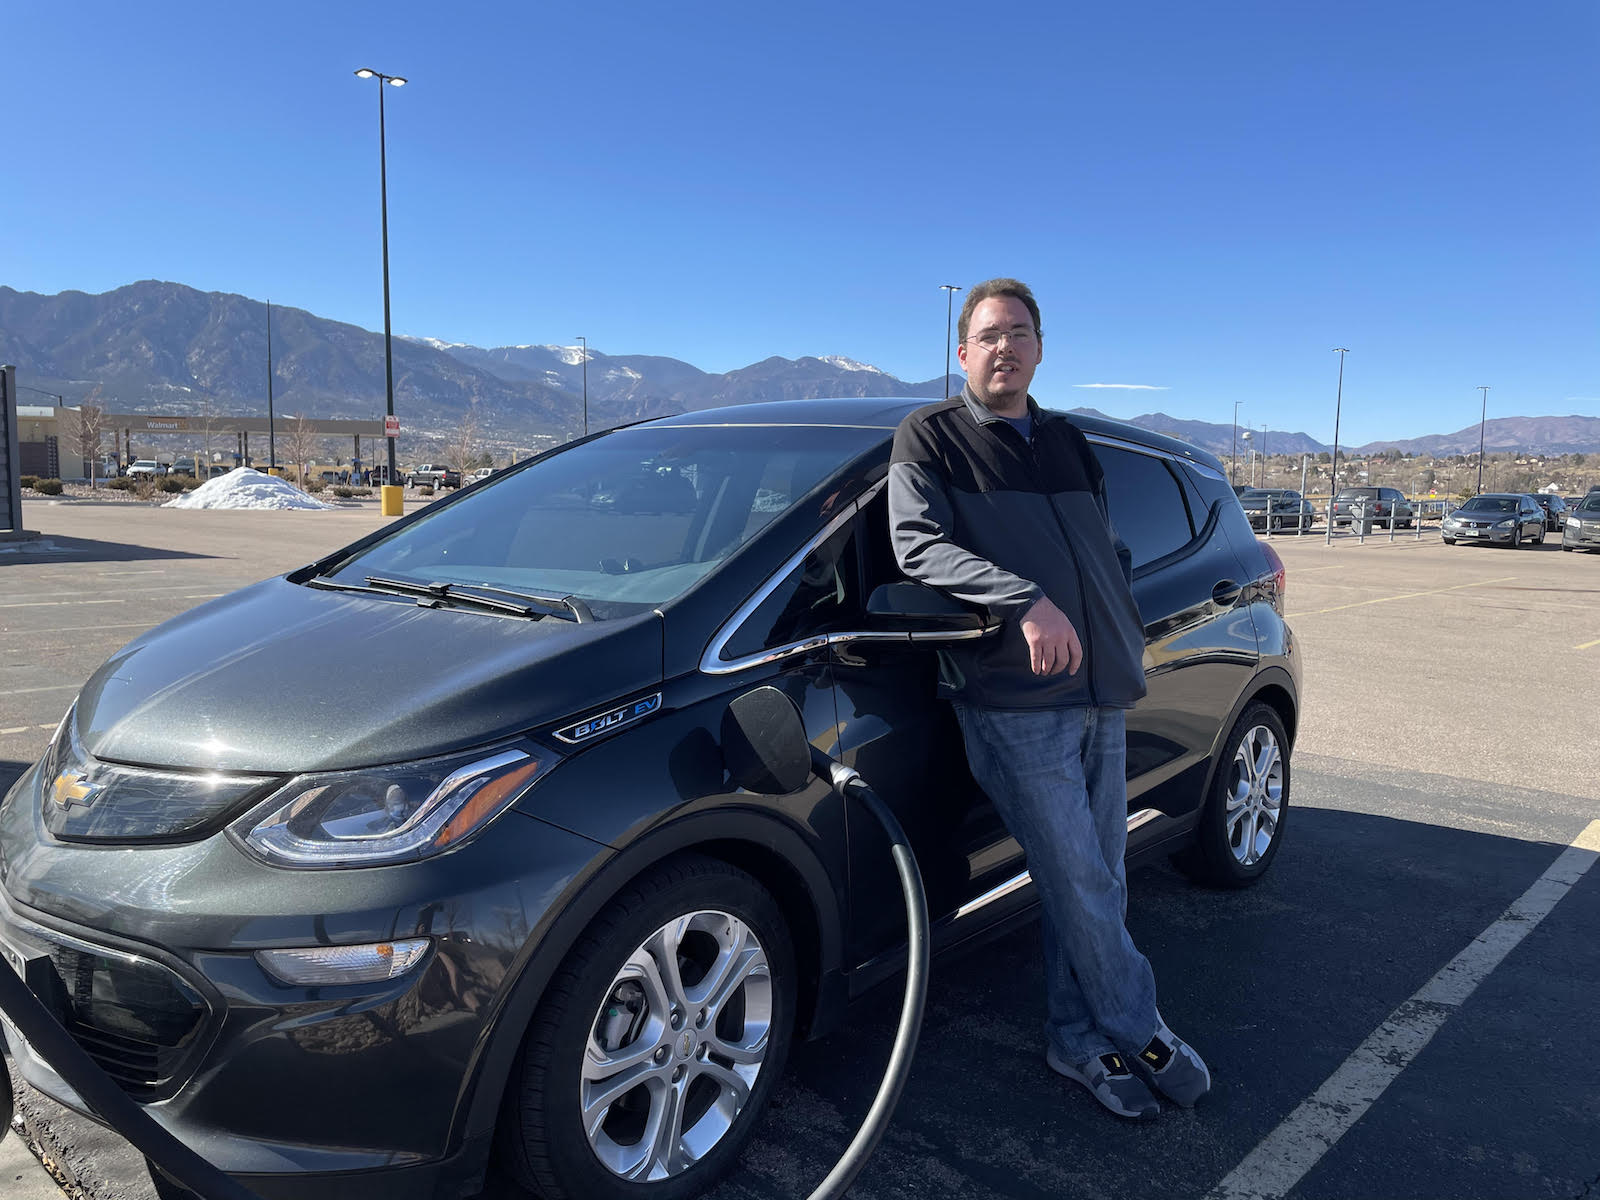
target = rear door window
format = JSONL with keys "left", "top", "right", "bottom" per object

{"left": 1094, "top": 444, "right": 1197, "bottom": 570}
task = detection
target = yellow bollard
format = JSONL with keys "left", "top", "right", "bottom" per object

{"left": 267, "top": 468, "right": 282, "bottom": 477}
{"left": 380, "top": 484, "right": 404, "bottom": 517}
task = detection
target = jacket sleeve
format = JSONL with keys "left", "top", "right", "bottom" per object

{"left": 888, "top": 420, "right": 1043, "bottom": 621}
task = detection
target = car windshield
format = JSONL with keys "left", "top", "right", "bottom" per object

{"left": 1578, "top": 496, "right": 1600, "bottom": 513}
{"left": 323, "top": 423, "right": 883, "bottom": 615}
{"left": 1460, "top": 497, "right": 1517, "bottom": 513}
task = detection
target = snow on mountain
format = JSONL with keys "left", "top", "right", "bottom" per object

{"left": 818, "top": 355, "right": 886, "bottom": 374}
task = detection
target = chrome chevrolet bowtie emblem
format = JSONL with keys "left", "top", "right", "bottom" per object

{"left": 51, "top": 769, "right": 97, "bottom": 810}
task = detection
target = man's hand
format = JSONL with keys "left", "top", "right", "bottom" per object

{"left": 1019, "top": 596, "right": 1083, "bottom": 676}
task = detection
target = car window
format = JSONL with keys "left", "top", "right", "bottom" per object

{"left": 325, "top": 424, "right": 881, "bottom": 614}
{"left": 1095, "top": 445, "right": 1195, "bottom": 570}
{"left": 1579, "top": 496, "right": 1600, "bottom": 512}
{"left": 718, "top": 518, "right": 860, "bottom": 661}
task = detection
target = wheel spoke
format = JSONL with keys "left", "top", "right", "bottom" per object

{"left": 582, "top": 1059, "right": 660, "bottom": 1136}
{"left": 639, "top": 1077, "right": 690, "bottom": 1180}
{"left": 693, "top": 928, "right": 764, "bottom": 1013}
{"left": 643, "top": 922, "right": 693, "bottom": 1013}
{"left": 584, "top": 1028, "right": 659, "bottom": 1081}
{"left": 695, "top": 1058, "right": 753, "bottom": 1111}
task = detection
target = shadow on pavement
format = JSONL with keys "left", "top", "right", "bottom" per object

{"left": 0, "top": 537, "right": 216, "bottom": 565}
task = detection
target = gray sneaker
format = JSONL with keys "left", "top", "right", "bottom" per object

{"left": 1046, "top": 1045, "right": 1160, "bottom": 1120}
{"left": 1132, "top": 1025, "right": 1211, "bottom": 1107}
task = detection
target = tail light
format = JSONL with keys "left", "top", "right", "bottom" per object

{"left": 1259, "top": 542, "right": 1286, "bottom": 615}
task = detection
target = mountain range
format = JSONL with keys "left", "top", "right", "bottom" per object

{"left": 4, "top": 281, "right": 1597, "bottom": 457}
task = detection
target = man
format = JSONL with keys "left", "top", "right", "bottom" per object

{"left": 887, "top": 278, "right": 1209, "bottom": 1120}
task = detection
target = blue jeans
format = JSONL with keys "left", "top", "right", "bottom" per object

{"left": 953, "top": 703, "right": 1160, "bottom": 1067}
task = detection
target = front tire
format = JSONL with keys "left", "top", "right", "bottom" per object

{"left": 501, "top": 856, "right": 796, "bottom": 1200}
{"left": 1176, "top": 703, "right": 1290, "bottom": 888}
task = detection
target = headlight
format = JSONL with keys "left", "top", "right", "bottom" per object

{"left": 232, "top": 744, "right": 556, "bottom": 869}
{"left": 1569, "top": 518, "right": 1582, "bottom": 529}
{"left": 1494, "top": 518, "right": 1515, "bottom": 528}
{"left": 41, "top": 712, "right": 276, "bottom": 843}
{"left": 1442, "top": 516, "right": 1460, "bottom": 528}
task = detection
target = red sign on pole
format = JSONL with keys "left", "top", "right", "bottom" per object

{"left": 384, "top": 415, "right": 400, "bottom": 438}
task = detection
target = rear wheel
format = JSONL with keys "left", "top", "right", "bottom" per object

{"left": 1533, "top": 525, "right": 1545, "bottom": 545}
{"left": 500, "top": 856, "right": 795, "bottom": 1200}
{"left": 1175, "top": 703, "right": 1290, "bottom": 888}
{"left": 1510, "top": 526, "right": 1521, "bottom": 549}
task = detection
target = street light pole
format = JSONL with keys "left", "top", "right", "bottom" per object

{"left": 940, "top": 285, "right": 961, "bottom": 399}
{"left": 1476, "top": 385, "right": 1490, "bottom": 495}
{"left": 576, "top": 336, "right": 588, "bottom": 437}
{"left": 1327, "top": 348, "right": 1349, "bottom": 546}
{"left": 1260, "top": 424, "right": 1268, "bottom": 485}
{"left": 1232, "top": 400, "right": 1242, "bottom": 486}
{"left": 266, "top": 300, "right": 276, "bottom": 472}
{"left": 355, "top": 67, "right": 407, "bottom": 507}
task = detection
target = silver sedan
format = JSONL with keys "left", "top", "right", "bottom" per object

{"left": 1441, "top": 494, "right": 1547, "bottom": 547}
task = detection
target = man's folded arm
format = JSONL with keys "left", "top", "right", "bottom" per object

{"left": 888, "top": 456, "right": 1042, "bottom": 621}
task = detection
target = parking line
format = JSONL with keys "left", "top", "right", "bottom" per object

{"left": 1207, "top": 819, "right": 1600, "bottom": 1200}
{"left": 0, "top": 623, "right": 157, "bottom": 636}
{"left": 1292, "top": 576, "right": 1513, "bottom": 617}
{"left": 1576, "top": 636, "right": 1600, "bottom": 651}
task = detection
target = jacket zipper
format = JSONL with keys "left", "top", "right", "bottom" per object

{"left": 997, "top": 416, "right": 1102, "bottom": 707}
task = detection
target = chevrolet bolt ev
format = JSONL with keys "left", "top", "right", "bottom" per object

{"left": 0, "top": 399, "right": 1298, "bottom": 1200}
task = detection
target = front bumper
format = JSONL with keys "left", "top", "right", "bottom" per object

{"left": 0, "top": 762, "right": 603, "bottom": 1199}
{"left": 1564, "top": 523, "right": 1600, "bottom": 548}
{"left": 1443, "top": 524, "right": 1518, "bottom": 543}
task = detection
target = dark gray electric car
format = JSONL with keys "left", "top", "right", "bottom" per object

{"left": 0, "top": 398, "right": 1299, "bottom": 1200}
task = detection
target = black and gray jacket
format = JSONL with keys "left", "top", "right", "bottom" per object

{"left": 888, "top": 388, "right": 1148, "bottom": 710}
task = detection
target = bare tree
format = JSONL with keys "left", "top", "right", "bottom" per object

{"left": 283, "top": 414, "right": 319, "bottom": 489}
{"left": 195, "top": 395, "right": 220, "bottom": 480}
{"left": 448, "top": 401, "right": 482, "bottom": 483}
{"left": 66, "top": 403, "right": 109, "bottom": 488}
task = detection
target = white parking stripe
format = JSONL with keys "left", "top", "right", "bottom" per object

{"left": 0, "top": 623, "right": 156, "bottom": 635}
{"left": 1208, "top": 819, "right": 1600, "bottom": 1200}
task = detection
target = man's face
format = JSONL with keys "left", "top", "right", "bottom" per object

{"left": 958, "top": 295, "right": 1043, "bottom": 413}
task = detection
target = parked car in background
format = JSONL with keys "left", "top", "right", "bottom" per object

{"left": 1562, "top": 491, "right": 1600, "bottom": 553}
{"left": 1330, "top": 486, "right": 1414, "bottom": 528}
{"left": 0, "top": 399, "right": 1298, "bottom": 1200}
{"left": 170, "top": 457, "right": 197, "bottom": 477}
{"left": 126, "top": 460, "right": 166, "bottom": 479}
{"left": 1531, "top": 494, "right": 1568, "bottom": 531}
{"left": 467, "top": 466, "right": 496, "bottom": 485}
{"left": 1441, "top": 493, "right": 1547, "bottom": 547}
{"left": 407, "top": 463, "right": 462, "bottom": 489}
{"left": 367, "top": 464, "right": 406, "bottom": 487}
{"left": 1238, "top": 488, "right": 1316, "bottom": 532}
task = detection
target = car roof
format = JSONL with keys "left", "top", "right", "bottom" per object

{"left": 645, "top": 396, "right": 1227, "bottom": 472}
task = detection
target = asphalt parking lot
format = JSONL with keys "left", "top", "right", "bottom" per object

{"left": 3, "top": 501, "right": 1598, "bottom": 1200}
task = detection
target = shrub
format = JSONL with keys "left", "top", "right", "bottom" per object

{"left": 20, "top": 475, "right": 39, "bottom": 489}
{"left": 158, "top": 477, "right": 187, "bottom": 494}
{"left": 34, "top": 478, "right": 65, "bottom": 495}
{"left": 305, "top": 478, "right": 326, "bottom": 493}
{"left": 418, "top": 485, "right": 435, "bottom": 497}
{"left": 332, "top": 486, "right": 374, "bottom": 498}
{"left": 107, "top": 476, "right": 137, "bottom": 491}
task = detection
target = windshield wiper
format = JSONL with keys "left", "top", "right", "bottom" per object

{"left": 362, "top": 576, "right": 594, "bottom": 623}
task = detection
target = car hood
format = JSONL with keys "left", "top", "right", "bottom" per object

{"left": 71, "top": 577, "right": 665, "bottom": 774}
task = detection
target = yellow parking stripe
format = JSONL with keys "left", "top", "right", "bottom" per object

{"left": 1293, "top": 576, "right": 1514, "bottom": 617}
{"left": 1577, "top": 636, "right": 1600, "bottom": 651}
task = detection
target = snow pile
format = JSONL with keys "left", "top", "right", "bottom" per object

{"left": 164, "top": 468, "right": 336, "bottom": 511}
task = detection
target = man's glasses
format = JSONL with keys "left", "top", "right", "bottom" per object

{"left": 965, "top": 329, "right": 1036, "bottom": 351}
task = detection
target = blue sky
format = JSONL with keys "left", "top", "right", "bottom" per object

{"left": 4, "top": 0, "right": 1595, "bottom": 446}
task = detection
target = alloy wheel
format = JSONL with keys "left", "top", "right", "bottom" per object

{"left": 1224, "top": 724, "right": 1283, "bottom": 868}
{"left": 581, "top": 910, "right": 774, "bottom": 1182}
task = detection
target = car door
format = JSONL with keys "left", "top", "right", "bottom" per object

{"left": 826, "top": 483, "right": 1010, "bottom": 971}
{"left": 1094, "top": 440, "right": 1263, "bottom": 838}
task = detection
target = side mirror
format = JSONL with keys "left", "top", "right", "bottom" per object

{"left": 865, "top": 582, "right": 1000, "bottom": 638}
{"left": 722, "top": 687, "right": 814, "bottom": 795}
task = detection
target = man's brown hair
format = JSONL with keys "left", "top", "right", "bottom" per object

{"left": 958, "top": 278, "right": 1042, "bottom": 344}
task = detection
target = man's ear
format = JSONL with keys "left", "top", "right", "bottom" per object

{"left": 956, "top": 340, "right": 970, "bottom": 373}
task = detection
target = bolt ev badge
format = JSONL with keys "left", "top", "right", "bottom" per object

{"left": 51, "top": 770, "right": 96, "bottom": 811}
{"left": 554, "top": 694, "right": 663, "bottom": 744}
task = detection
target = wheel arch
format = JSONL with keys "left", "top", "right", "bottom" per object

{"left": 451, "top": 808, "right": 844, "bottom": 1180}
{"left": 1198, "top": 668, "right": 1299, "bottom": 805}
